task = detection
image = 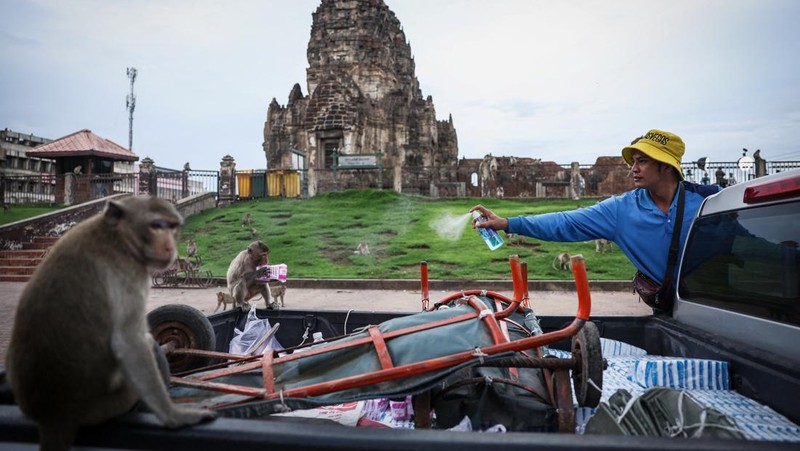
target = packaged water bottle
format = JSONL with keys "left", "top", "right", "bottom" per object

{"left": 472, "top": 211, "right": 504, "bottom": 251}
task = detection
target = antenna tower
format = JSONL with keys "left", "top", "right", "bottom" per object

{"left": 126, "top": 67, "right": 137, "bottom": 151}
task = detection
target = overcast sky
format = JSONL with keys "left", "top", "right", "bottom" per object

{"left": 2, "top": 0, "right": 799, "bottom": 172}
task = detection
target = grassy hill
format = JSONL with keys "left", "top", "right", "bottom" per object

{"left": 181, "top": 190, "right": 635, "bottom": 281}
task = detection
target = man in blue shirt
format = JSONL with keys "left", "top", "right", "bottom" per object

{"left": 470, "top": 129, "right": 721, "bottom": 308}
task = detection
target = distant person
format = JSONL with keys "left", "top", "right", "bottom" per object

{"left": 728, "top": 173, "right": 737, "bottom": 186}
{"left": 471, "top": 129, "right": 721, "bottom": 312}
{"left": 715, "top": 167, "right": 727, "bottom": 187}
{"left": 701, "top": 172, "right": 710, "bottom": 185}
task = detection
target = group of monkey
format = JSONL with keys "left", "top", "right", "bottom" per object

{"left": 5, "top": 198, "right": 296, "bottom": 450}
{"left": 551, "top": 238, "right": 614, "bottom": 271}
{"left": 5, "top": 196, "right": 617, "bottom": 450}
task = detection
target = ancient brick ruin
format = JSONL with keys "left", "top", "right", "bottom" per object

{"left": 263, "top": 0, "right": 633, "bottom": 199}
{"left": 263, "top": 0, "right": 458, "bottom": 197}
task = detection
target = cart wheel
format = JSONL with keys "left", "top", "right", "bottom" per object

{"left": 571, "top": 321, "right": 603, "bottom": 407}
{"left": 552, "top": 367, "right": 576, "bottom": 433}
{"left": 148, "top": 304, "right": 216, "bottom": 373}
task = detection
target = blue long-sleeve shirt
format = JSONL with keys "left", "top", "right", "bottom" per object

{"left": 506, "top": 182, "right": 721, "bottom": 285}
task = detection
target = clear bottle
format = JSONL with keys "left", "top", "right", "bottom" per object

{"left": 472, "top": 211, "right": 504, "bottom": 251}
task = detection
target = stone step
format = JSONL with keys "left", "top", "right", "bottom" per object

{"left": 0, "top": 258, "right": 41, "bottom": 267}
{"left": 0, "top": 266, "right": 37, "bottom": 275}
{"left": 22, "top": 241, "right": 53, "bottom": 250}
{"left": 0, "top": 250, "right": 47, "bottom": 259}
{"left": 0, "top": 274, "right": 32, "bottom": 282}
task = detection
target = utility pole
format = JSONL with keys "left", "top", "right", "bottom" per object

{"left": 126, "top": 67, "right": 137, "bottom": 151}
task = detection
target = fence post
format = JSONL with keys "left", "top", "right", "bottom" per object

{"left": 219, "top": 155, "right": 236, "bottom": 206}
{"left": 139, "top": 157, "right": 156, "bottom": 196}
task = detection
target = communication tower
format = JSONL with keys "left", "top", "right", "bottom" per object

{"left": 126, "top": 67, "right": 137, "bottom": 151}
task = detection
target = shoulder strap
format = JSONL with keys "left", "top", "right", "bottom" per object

{"left": 662, "top": 182, "right": 685, "bottom": 288}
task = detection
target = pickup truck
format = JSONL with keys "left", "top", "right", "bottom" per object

{"left": 1, "top": 170, "right": 799, "bottom": 450}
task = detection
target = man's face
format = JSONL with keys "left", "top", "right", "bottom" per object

{"left": 630, "top": 151, "right": 669, "bottom": 189}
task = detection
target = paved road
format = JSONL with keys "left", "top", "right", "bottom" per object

{"left": 0, "top": 281, "right": 649, "bottom": 365}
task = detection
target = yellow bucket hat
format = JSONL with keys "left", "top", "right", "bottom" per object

{"left": 621, "top": 129, "right": 684, "bottom": 180}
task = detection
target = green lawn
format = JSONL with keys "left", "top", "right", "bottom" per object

{"left": 0, "top": 205, "right": 62, "bottom": 225}
{"left": 181, "top": 190, "right": 635, "bottom": 281}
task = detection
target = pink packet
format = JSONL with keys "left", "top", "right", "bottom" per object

{"left": 255, "top": 263, "right": 288, "bottom": 283}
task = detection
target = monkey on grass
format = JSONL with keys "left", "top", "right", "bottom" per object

{"left": 6, "top": 196, "right": 216, "bottom": 451}
{"left": 552, "top": 252, "right": 572, "bottom": 271}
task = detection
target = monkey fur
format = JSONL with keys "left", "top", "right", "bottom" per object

{"left": 6, "top": 196, "right": 216, "bottom": 451}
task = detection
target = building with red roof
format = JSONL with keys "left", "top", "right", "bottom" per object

{"left": 25, "top": 129, "right": 138, "bottom": 205}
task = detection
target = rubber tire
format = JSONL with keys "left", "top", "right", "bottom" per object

{"left": 571, "top": 321, "right": 603, "bottom": 408}
{"left": 147, "top": 304, "right": 216, "bottom": 374}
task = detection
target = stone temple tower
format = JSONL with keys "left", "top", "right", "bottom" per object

{"left": 262, "top": 0, "right": 459, "bottom": 196}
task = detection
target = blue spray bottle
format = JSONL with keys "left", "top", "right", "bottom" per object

{"left": 472, "top": 211, "right": 504, "bottom": 251}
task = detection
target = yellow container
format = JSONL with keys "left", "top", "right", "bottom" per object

{"left": 237, "top": 170, "right": 253, "bottom": 198}
{"left": 267, "top": 170, "right": 301, "bottom": 197}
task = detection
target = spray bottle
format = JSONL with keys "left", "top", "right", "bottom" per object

{"left": 472, "top": 211, "right": 504, "bottom": 251}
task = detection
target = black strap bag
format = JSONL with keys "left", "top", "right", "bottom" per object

{"left": 633, "top": 182, "right": 685, "bottom": 311}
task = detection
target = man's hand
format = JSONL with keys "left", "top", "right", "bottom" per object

{"left": 469, "top": 205, "right": 509, "bottom": 231}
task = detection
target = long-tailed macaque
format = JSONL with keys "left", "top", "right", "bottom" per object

{"left": 186, "top": 238, "right": 197, "bottom": 257}
{"left": 552, "top": 252, "right": 572, "bottom": 271}
{"left": 6, "top": 196, "right": 216, "bottom": 451}
{"left": 226, "top": 240, "right": 275, "bottom": 309}
{"left": 214, "top": 291, "right": 240, "bottom": 313}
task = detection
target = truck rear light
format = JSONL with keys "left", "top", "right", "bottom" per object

{"left": 743, "top": 175, "right": 800, "bottom": 204}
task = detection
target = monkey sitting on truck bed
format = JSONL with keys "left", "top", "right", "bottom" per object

{"left": 5, "top": 196, "right": 216, "bottom": 451}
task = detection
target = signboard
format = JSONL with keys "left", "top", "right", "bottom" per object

{"left": 337, "top": 154, "right": 381, "bottom": 169}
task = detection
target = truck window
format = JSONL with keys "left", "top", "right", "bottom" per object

{"left": 680, "top": 202, "right": 800, "bottom": 327}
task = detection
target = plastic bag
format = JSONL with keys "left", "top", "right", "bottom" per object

{"left": 229, "top": 304, "right": 284, "bottom": 355}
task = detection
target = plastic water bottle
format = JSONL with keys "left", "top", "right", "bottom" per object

{"left": 472, "top": 211, "right": 504, "bottom": 251}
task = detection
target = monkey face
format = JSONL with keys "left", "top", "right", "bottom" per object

{"left": 106, "top": 197, "right": 183, "bottom": 270}
{"left": 247, "top": 241, "right": 270, "bottom": 264}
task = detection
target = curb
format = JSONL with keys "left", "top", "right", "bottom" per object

{"left": 207, "top": 277, "right": 631, "bottom": 292}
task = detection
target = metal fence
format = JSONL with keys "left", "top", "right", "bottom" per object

{"left": 2, "top": 160, "right": 798, "bottom": 205}
{"left": 1, "top": 169, "right": 219, "bottom": 206}
{"left": 152, "top": 170, "right": 219, "bottom": 202}
{"left": 1, "top": 173, "right": 57, "bottom": 204}
{"left": 564, "top": 161, "right": 800, "bottom": 186}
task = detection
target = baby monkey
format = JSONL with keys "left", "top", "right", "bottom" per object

{"left": 6, "top": 196, "right": 216, "bottom": 450}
